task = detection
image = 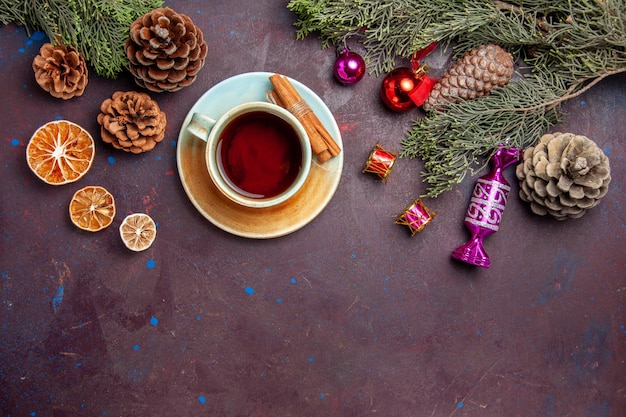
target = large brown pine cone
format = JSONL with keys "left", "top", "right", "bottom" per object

{"left": 97, "top": 91, "right": 167, "bottom": 154}
{"left": 125, "top": 7, "right": 208, "bottom": 92}
{"left": 516, "top": 132, "right": 611, "bottom": 220}
{"left": 32, "top": 43, "right": 88, "bottom": 100}
{"left": 422, "top": 44, "right": 514, "bottom": 111}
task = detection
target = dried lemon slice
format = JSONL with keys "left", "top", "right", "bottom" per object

{"left": 69, "top": 186, "right": 116, "bottom": 232}
{"left": 26, "top": 120, "right": 95, "bottom": 185}
{"left": 119, "top": 213, "right": 157, "bottom": 251}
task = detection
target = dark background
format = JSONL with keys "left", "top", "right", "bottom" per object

{"left": 1, "top": 1, "right": 624, "bottom": 416}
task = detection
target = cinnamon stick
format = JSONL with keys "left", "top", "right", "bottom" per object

{"left": 269, "top": 74, "right": 341, "bottom": 163}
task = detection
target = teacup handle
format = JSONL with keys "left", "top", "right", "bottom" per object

{"left": 185, "top": 112, "right": 217, "bottom": 142}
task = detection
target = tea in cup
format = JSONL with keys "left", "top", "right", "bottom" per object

{"left": 185, "top": 102, "right": 311, "bottom": 208}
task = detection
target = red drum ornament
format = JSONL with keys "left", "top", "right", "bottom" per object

{"left": 451, "top": 146, "right": 521, "bottom": 268}
{"left": 395, "top": 198, "right": 436, "bottom": 236}
{"left": 362, "top": 142, "right": 397, "bottom": 182}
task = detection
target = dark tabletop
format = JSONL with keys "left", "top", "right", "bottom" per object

{"left": 1, "top": 1, "right": 625, "bottom": 416}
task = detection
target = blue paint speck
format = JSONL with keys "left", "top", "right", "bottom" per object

{"left": 276, "top": 298, "right": 282, "bottom": 304}
{"left": 196, "top": 315, "right": 201, "bottom": 321}
{"left": 146, "top": 259, "right": 156, "bottom": 269}
{"left": 198, "top": 396, "right": 206, "bottom": 405}
{"left": 457, "top": 402, "right": 464, "bottom": 408}
{"left": 308, "top": 356, "right": 314, "bottom": 363}
{"left": 11, "top": 138, "right": 19, "bottom": 146}
{"left": 245, "top": 286, "right": 255, "bottom": 295}
{"left": 230, "top": 30, "right": 236, "bottom": 35}
{"left": 603, "top": 147, "right": 611, "bottom": 155}
{"left": 133, "top": 344, "right": 140, "bottom": 351}
{"left": 320, "top": 393, "right": 325, "bottom": 399}
{"left": 170, "top": 140, "right": 177, "bottom": 147}
{"left": 150, "top": 316, "right": 159, "bottom": 326}
{"left": 580, "top": 100, "right": 586, "bottom": 106}
{"left": 30, "top": 413, "right": 36, "bottom": 416}
{"left": 31, "top": 31, "right": 46, "bottom": 41}
{"left": 290, "top": 278, "right": 297, "bottom": 284}
{"left": 107, "top": 156, "right": 116, "bottom": 164}
{"left": 351, "top": 253, "right": 357, "bottom": 259}
{"left": 18, "top": 48, "right": 25, "bottom": 53}
{"left": 77, "top": 362, "right": 82, "bottom": 367}
{"left": 52, "top": 285, "right": 64, "bottom": 313}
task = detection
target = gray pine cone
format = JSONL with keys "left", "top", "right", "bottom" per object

{"left": 516, "top": 132, "right": 611, "bottom": 220}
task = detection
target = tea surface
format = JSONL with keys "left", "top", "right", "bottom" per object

{"left": 218, "top": 111, "right": 303, "bottom": 198}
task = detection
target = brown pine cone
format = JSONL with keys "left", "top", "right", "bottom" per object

{"left": 125, "top": 7, "right": 208, "bottom": 92}
{"left": 32, "top": 43, "right": 88, "bottom": 100}
{"left": 422, "top": 44, "right": 514, "bottom": 111}
{"left": 97, "top": 91, "right": 167, "bottom": 154}
{"left": 516, "top": 132, "right": 611, "bottom": 220}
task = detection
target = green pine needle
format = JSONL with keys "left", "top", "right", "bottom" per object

{"left": 0, "top": 0, "right": 164, "bottom": 78}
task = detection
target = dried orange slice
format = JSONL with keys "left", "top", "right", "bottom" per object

{"left": 26, "top": 120, "right": 95, "bottom": 185}
{"left": 69, "top": 186, "right": 116, "bottom": 232}
{"left": 119, "top": 213, "right": 157, "bottom": 252}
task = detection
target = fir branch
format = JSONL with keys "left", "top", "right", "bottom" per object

{"left": 400, "top": 76, "right": 565, "bottom": 197}
{"left": 287, "top": 0, "right": 626, "bottom": 197}
{"left": 513, "top": 67, "right": 626, "bottom": 112}
{"left": 0, "top": 0, "right": 163, "bottom": 78}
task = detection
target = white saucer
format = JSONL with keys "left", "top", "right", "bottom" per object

{"left": 176, "top": 72, "right": 344, "bottom": 238}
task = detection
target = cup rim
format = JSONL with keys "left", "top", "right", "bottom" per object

{"left": 204, "top": 101, "right": 312, "bottom": 208}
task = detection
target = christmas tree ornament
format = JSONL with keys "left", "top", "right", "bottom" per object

{"left": 333, "top": 46, "right": 366, "bottom": 85}
{"left": 97, "top": 91, "right": 167, "bottom": 154}
{"left": 395, "top": 198, "right": 436, "bottom": 236}
{"left": 422, "top": 44, "right": 514, "bottom": 112}
{"left": 32, "top": 43, "right": 88, "bottom": 100}
{"left": 516, "top": 132, "right": 611, "bottom": 220}
{"left": 380, "top": 67, "right": 420, "bottom": 112}
{"left": 452, "top": 146, "right": 520, "bottom": 268}
{"left": 362, "top": 142, "right": 397, "bottom": 182}
{"left": 125, "top": 7, "right": 208, "bottom": 92}
{"left": 380, "top": 43, "right": 438, "bottom": 112}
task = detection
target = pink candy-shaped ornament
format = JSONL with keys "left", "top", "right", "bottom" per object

{"left": 451, "top": 146, "right": 521, "bottom": 268}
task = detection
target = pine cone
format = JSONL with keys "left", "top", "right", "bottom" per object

{"left": 125, "top": 7, "right": 208, "bottom": 92}
{"left": 97, "top": 91, "right": 167, "bottom": 154}
{"left": 516, "top": 132, "right": 611, "bottom": 220}
{"left": 422, "top": 44, "right": 514, "bottom": 111}
{"left": 32, "top": 43, "right": 88, "bottom": 100}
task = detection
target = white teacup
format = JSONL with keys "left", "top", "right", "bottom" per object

{"left": 185, "top": 102, "right": 311, "bottom": 208}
